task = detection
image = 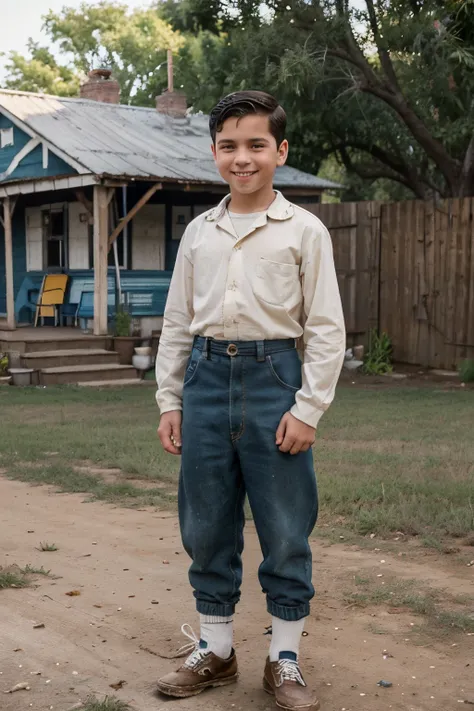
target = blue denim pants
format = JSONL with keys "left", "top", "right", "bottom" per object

{"left": 179, "top": 336, "right": 318, "bottom": 622}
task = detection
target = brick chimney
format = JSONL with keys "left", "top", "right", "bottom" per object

{"left": 80, "top": 69, "right": 120, "bottom": 104}
{"left": 156, "top": 89, "right": 187, "bottom": 118}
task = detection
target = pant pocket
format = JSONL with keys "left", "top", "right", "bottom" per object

{"left": 265, "top": 350, "right": 302, "bottom": 392}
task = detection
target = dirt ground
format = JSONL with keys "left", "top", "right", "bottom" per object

{"left": 0, "top": 478, "right": 472, "bottom": 711}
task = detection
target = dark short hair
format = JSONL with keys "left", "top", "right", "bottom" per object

{"left": 209, "top": 91, "right": 287, "bottom": 147}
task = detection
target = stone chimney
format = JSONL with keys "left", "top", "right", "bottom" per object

{"left": 80, "top": 69, "right": 120, "bottom": 104}
{"left": 156, "top": 89, "right": 187, "bottom": 118}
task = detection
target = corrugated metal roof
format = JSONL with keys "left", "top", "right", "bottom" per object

{"left": 0, "top": 90, "right": 343, "bottom": 190}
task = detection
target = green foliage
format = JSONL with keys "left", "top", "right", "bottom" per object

{"left": 363, "top": 330, "right": 393, "bottom": 375}
{"left": 459, "top": 359, "right": 474, "bottom": 383}
{"left": 0, "top": 353, "right": 8, "bottom": 377}
{"left": 1, "top": 41, "right": 80, "bottom": 96}
{"left": 114, "top": 307, "right": 131, "bottom": 337}
{"left": 3, "top": 0, "right": 474, "bottom": 198}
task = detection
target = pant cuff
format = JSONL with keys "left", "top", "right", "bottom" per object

{"left": 196, "top": 600, "right": 236, "bottom": 617}
{"left": 267, "top": 599, "right": 310, "bottom": 621}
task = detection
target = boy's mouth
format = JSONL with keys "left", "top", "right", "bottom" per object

{"left": 232, "top": 171, "right": 258, "bottom": 178}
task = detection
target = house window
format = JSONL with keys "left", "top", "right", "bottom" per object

{"left": 0, "top": 127, "right": 14, "bottom": 148}
{"left": 43, "top": 207, "right": 67, "bottom": 269}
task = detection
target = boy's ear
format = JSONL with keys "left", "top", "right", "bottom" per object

{"left": 211, "top": 143, "right": 217, "bottom": 160}
{"left": 277, "top": 139, "right": 289, "bottom": 167}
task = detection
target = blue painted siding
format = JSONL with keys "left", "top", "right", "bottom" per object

{"left": 0, "top": 205, "right": 27, "bottom": 316}
{"left": 0, "top": 113, "right": 75, "bottom": 182}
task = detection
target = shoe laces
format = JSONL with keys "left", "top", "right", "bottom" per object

{"left": 277, "top": 659, "right": 306, "bottom": 686}
{"left": 174, "top": 623, "right": 210, "bottom": 669}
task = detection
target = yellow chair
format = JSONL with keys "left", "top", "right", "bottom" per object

{"left": 34, "top": 274, "right": 69, "bottom": 327}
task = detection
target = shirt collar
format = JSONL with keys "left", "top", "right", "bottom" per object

{"left": 205, "top": 190, "right": 294, "bottom": 223}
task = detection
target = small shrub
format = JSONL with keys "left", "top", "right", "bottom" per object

{"left": 0, "top": 353, "right": 8, "bottom": 376}
{"left": 459, "top": 359, "right": 474, "bottom": 383}
{"left": 114, "top": 306, "right": 131, "bottom": 337}
{"left": 363, "top": 329, "right": 393, "bottom": 375}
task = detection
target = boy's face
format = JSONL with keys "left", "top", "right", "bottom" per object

{"left": 211, "top": 113, "right": 288, "bottom": 198}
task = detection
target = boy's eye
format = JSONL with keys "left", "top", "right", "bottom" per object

{"left": 221, "top": 145, "right": 234, "bottom": 151}
{"left": 252, "top": 144, "right": 264, "bottom": 149}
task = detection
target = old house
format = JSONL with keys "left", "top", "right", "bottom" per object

{"left": 0, "top": 71, "right": 341, "bottom": 384}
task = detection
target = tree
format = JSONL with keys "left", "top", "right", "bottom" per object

{"left": 1, "top": 41, "right": 80, "bottom": 96}
{"left": 187, "top": 0, "right": 474, "bottom": 198}
{"left": 2, "top": 2, "right": 184, "bottom": 106}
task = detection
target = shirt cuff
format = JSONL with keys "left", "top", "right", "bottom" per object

{"left": 290, "top": 401, "right": 325, "bottom": 429}
{"left": 155, "top": 392, "right": 183, "bottom": 415}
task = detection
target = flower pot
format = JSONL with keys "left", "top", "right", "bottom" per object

{"left": 9, "top": 368, "right": 34, "bottom": 386}
{"left": 0, "top": 375, "right": 12, "bottom": 386}
{"left": 132, "top": 353, "right": 152, "bottom": 375}
{"left": 134, "top": 346, "right": 151, "bottom": 356}
{"left": 113, "top": 337, "right": 141, "bottom": 365}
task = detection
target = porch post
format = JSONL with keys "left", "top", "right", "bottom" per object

{"left": 2, "top": 197, "right": 15, "bottom": 330}
{"left": 93, "top": 185, "right": 109, "bottom": 336}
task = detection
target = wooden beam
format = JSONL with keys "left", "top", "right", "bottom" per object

{"left": 106, "top": 188, "right": 115, "bottom": 206}
{"left": 0, "top": 138, "right": 41, "bottom": 181}
{"left": 42, "top": 142, "right": 49, "bottom": 169}
{"left": 93, "top": 185, "right": 109, "bottom": 336}
{"left": 3, "top": 197, "right": 16, "bottom": 330}
{"left": 107, "top": 183, "right": 162, "bottom": 248}
{"left": 75, "top": 189, "right": 93, "bottom": 215}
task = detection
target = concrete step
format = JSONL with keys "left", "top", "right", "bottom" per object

{"left": 39, "top": 363, "right": 137, "bottom": 386}
{"left": 23, "top": 336, "right": 113, "bottom": 353}
{"left": 22, "top": 349, "right": 120, "bottom": 369}
{"left": 77, "top": 378, "right": 144, "bottom": 387}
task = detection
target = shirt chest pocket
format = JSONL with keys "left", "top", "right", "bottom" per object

{"left": 252, "top": 258, "right": 301, "bottom": 306}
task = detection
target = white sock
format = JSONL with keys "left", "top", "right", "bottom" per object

{"left": 199, "top": 614, "right": 233, "bottom": 659}
{"left": 269, "top": 617, "right": 306, "bottom": 662}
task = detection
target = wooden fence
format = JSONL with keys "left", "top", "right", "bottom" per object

{"left": 306, "top": 198, "right": 474, "bottom": 370}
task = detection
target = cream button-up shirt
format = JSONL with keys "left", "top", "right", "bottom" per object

{"left": 156, "top": 191, "right": 346, "bottom": 428}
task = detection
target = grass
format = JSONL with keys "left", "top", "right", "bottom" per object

{"left": 0, "top": 563, "right": 53, "bottom": 589}
{"left": 0, "top": 384, "right": 473, "bottom": 538}
{"left": 38, "top": 541, "right": 58, "bottom": 551}
{"left": 346, "top": 574, "right": 474, "bottom": 636}
{"left": 81, "top": 697, "right": 131, "bottom": 711}
{"left": 0, "top": 570, "right": 30, "bottom": 589}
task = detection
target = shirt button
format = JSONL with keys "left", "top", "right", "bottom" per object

{"left": 224, "top": 318, "right": 234, "bottom": 328}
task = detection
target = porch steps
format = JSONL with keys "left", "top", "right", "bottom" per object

{"left": 22, "top": 349, "right": 120, "bottom": 370}
{"left": 78, "top": 378, "right": 144, "bottom": 388}
{"left": 23, "top": 336, "right": 113, "bottom": 353}
{"left": 39, "top": 363, "right": 137, "bottom": 386}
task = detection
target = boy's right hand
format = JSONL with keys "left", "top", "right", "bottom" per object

{"left": 157, "top": 410, "right": 182, "bottom": 455}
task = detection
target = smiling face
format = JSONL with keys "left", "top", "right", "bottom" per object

{"left": 211, "top": 113, "right": 288, "bottom": 206}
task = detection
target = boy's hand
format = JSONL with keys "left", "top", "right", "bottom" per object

{"left": 276, "top": 412, "right": 315, "bottom": 455}
{"left": 157, "top": 410, "right": 182, "bottom": 455}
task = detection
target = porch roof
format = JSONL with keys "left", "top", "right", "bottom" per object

{"left": 0, "top": 89, "right": 343, "bottom": 191}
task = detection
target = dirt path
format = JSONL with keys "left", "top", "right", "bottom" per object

{"left": 0, "top": 478, "right": 472, "bottom": 711}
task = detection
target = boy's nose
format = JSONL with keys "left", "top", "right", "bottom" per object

{"left": 234, "top": 152, "right": 251, "bottom": 167}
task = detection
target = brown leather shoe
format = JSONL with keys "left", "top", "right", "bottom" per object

{"left": 263, "top": 657, "right": 320, "bottom": 710}
{"left": 157, "top": 645, "right": 238, "bottom": 698}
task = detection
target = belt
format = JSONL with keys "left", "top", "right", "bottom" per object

{"left": 194, "top": 336, "right": 296, "bottom": 360}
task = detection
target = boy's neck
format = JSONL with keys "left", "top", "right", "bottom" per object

{"left": 228, "top": 185, "right": 276, "bottom": 214}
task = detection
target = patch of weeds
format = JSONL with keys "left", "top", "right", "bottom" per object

{"left": 346, "top": 574, "right": 474, "bottom": 636}
{"left": 81, "top": 696, "right": 131, "bottom": 711}
{"left": 0, "top": 570, "right": 30, "bottom": 589}
{"left": 362, "top": 329, "right": 393, "bottom": 375}
{"left": 459, "top": 359, "right": 474, "bottom": 383}
{"left": 422, "top": 535, "right": 446, "bottom": 553}
{"left": 38, "top": 542, "right": 58, "bottom": 552}
{"left": 20, "top": 564, "right": 52, "bottom": 577}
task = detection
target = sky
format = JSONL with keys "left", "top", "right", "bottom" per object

{"left": 0, "top": 0, "right": 151, "bottom": 79}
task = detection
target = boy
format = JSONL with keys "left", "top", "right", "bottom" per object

{"left": 155, "top": 91, "right": 345, "bottom": 710}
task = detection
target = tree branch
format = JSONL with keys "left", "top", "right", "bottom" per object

{"left": 460, "top": 134, "right": 474, "bottom": 197}
{"left": 364, "top": 0, "right": 400, "bottom": 91}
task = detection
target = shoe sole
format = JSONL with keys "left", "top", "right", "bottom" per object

{"left": 263, "top": 677, "right": 321, "bottom": 711}
{"left": 157, "top": 673, "right": 239, "bottom": 698}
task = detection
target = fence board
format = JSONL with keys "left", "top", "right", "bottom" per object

{"left": 310, "top": 197, "right": 473, "bottom": 368}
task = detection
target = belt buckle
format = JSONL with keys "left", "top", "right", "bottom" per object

{"left": 226, "top": 343, "right": 238, "bottom": 357}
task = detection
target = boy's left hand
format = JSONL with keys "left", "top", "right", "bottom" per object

{"left": 276, "top": 412, "right": 316, "bottom": 455}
